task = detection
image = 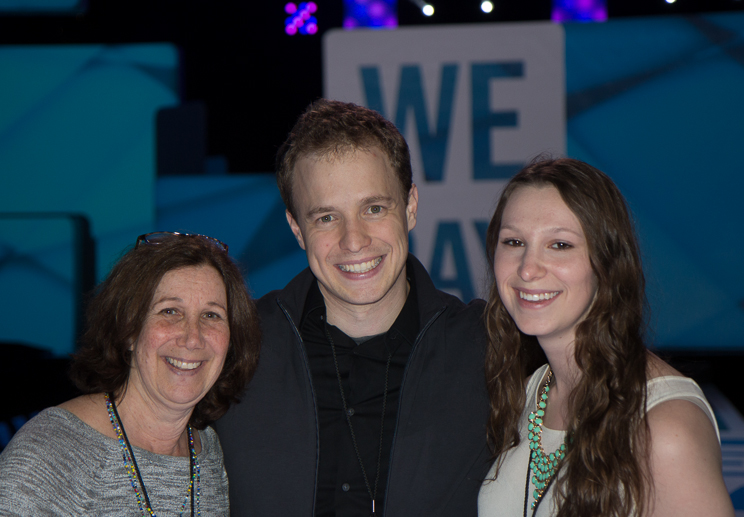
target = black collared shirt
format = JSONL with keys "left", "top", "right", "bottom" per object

{"left": 300, "top": 276, "right": 420, "bottom": 517}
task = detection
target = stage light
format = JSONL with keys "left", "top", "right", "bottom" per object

{"left": 481, "top": 1, "right": 493, "bottom": 13}
{"left": 343, "top": 0, "right": 398, "bottom": 29}
{"left": 665, "top": 0, "right": 676, "bottom": 3}
{"left": 552, "top": 0, "right": 606, "bottom": 22}
{"left": 408, "top": 0, "right": 435, "bottom": 18}
{"left": 285, "top": 2, "right": 318, "bottom": 35}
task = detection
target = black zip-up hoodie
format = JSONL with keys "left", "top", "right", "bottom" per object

{"left": 217, "top": 255, "right": 491, "bottom": 517}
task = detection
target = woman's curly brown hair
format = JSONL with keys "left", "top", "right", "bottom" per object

{"left": 485, "top": 157, "right": 651, "bottom": 516}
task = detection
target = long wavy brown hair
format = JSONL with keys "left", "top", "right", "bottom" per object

{"left": 485, "top": 157, "right": 651, "bottom": 516}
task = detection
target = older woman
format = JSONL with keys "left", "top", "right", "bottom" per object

{"left": 478, "top": 159, "right": 733, "bottom": 516}
{"left": 0, "top": 232, "right": 260, "bottom": 516}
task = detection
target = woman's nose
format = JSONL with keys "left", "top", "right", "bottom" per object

{"left": 181, "top": 317, "right": 203, "bottom": 350}
{"left": 518, "top": 247, "right": 546, "bottom": 282}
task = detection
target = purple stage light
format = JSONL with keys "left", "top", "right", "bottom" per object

{"left": 284, "top": 2, "right": 319, "bottom": 36}
{"left": 343, "top": 0, "right": 397, "bottom": 29}
{"left": 552, "top": 0, "right": 607, "bottom": 22}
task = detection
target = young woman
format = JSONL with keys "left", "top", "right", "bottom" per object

{"left": 478, "top": 158, "right": 733, "bottom": 516}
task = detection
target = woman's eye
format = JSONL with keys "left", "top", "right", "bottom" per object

{"left": 204, "top": 312, "right": 222, "bottom": 320}
{"left": 160, "top": 308, "right": 178, "bottom": 316}
{"left": 551, "top": 241, "right": 573, "bottom": 250}
{"left": 501, "top": 238, "right": 523, "bottom": 247}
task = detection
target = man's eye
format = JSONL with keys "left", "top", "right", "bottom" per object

{"left": 319, "top": 215, "right": 334, "bottom": 223}
{"left": 368, "top": 205, "right": 382, "bottom": 214}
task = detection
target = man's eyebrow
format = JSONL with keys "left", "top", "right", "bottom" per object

{"left": 361, "top": 195, "right": 395, "bottom": 205}
{"left": 304, "top": 206, "right": 335, "bottom": 218}
{"left": 303, "top": 196, "right": 397, "bottom": 219}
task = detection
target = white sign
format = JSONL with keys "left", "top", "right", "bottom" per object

{"left": 324, "top": 22, "right": 565, "bottom": 300}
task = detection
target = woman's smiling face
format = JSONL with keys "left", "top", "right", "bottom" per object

{"left": 128, "top": 264, "right": 230, "bottom": 413}
{"left": 494, "top": 185, "right": 597, "bottom": 350}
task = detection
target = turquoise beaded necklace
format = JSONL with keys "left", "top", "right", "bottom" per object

{"left": 526, "top": 368, "right": 567, "bottom": 512}
{"left": 104, "top": 393, "right": 201, "bottom": 516}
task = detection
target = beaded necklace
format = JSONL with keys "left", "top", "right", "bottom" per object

{"left": 524, "top": 368, "right": 567, "bottom": 514}
{"left": 104, "top": 393, "right": 200, "bottom": 517}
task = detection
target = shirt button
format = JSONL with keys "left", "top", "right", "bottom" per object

{"left": 346, "top": 408, "right": 355, "bottom": 417}
{"left": 342, "top": 483, "right": 350, "bottom": 492}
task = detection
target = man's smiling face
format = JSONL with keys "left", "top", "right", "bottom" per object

{"left": 286, "top": 148, "right": 417, "bottom": 317}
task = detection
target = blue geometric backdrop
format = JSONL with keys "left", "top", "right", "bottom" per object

{"left": 0, "top": 43, "right": 178, "bottom": 355}
{"left": 564, "top": 13, "right": 744, "bottom": 349}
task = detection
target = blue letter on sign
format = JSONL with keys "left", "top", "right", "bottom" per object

{"left": 361, "top": 66, "right": 386, "bottom": 115}
{"left": 471, "top": 62, "right": 523, "bottom": 180}
{"left": 394, "top": 65, "right": 458, "bottom": 182}
{"left": 429, "top": 221, "right": 475, "bottom": 301}
{"left": 360, "top": 64, "right": 458, "bottom": 183}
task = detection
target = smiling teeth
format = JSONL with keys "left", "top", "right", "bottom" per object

{"left": 338, "top": 257, "right": 382, "bottom": 273}
{"left": 167, "top": 358, "right": 202, "bottom": 370}
{"left": 519, "top": 291, "right": 559, "bottom": 302}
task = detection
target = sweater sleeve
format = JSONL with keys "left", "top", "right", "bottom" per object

{"left": 0, "top": 409, "right": 96, "bottom": 515}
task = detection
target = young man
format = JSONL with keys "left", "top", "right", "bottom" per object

{"left": 218, "top": 99, "right": 490, "bottom": 516}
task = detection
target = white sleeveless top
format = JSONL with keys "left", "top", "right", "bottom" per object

{"left": 477, "top": 364, "right": 719, "bottom": 517}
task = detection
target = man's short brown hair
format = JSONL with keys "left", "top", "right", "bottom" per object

{"left": 276, "top": 99, "right": 413, "bottom": 217}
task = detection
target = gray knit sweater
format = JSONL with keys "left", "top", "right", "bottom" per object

{"left": 0, "top": 407, "right": 229, "bottom": 516}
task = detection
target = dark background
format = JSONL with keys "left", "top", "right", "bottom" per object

{"left": 1, "top": 0, "right": 742, "bottom": 173}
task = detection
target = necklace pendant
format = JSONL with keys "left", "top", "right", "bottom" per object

{"left": 526, "top": 368, "right": 569, "bottom": 512}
